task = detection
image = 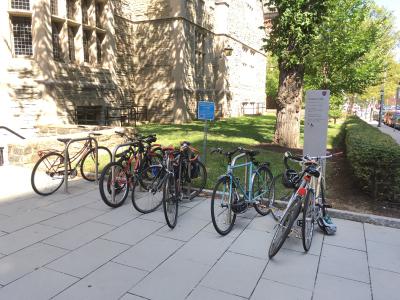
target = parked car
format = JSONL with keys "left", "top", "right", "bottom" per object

{"left": 392, "top": 113, "right": 400, "bottom": 129}
{"left": 384, "top": 111, "right": 395, "bottom": 127}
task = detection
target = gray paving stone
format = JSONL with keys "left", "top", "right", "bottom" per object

{"left": 180, "top": 197, "right": 204, "bottom": 208}
{"left": 283, "top": 230, "right": 324, "bottom": 256}
{"left": 0, "top": 224, "right": 62, "bottom": 255}
{"left": 43, "top": 221, "right": 115, "bottom": 250}
{"left": 0, "top": 268, "right": 78, "bottom": 300}
{"left": 313, "top": 273, "right": 371, "bottom": 300}
{"left": 0, "top": 243, "right": 67, "bottom": 285}
{"left": 40, "top": 206, "right": 106, "bottom": 229}
{"left": 113, "top": 235, "right": 184, "bottom": 271}
{"left": 85, "top": 200, "right": 116, "bottom": 211}
{"left": 40, "top": 194, "right": 97, "bottom": 214}
{"left": 247, "top": 215, "right": 277, "bottom": 233}
{"left": 0, "top": 198, "right": 60, "bottom": 217}
{"left": 201, "top": 251, "right": 266, "bottom": 298}
{"left": 364, "top": 223, "right": 400, "bottom": 246}
{"left": 0, "top": 209, "right": 57, "bottom": 233}
{"left": 120, "top": 293, "right": 149, "bottom": 300}
{"left": 102, "top": 218, "right": 164, "bottom": 245}
{"left": 139, "top": 205, "right": 191, "bottom": 224}
{"left": 203, "top": 215, "right": 252, "bottom": 239}
{"left": 93, "top": 205, "right": 141, "bottom": 226}
{"left": 174, "top": 230, "right": 235, "bottom": 266}
{"left": 319, "top": 244, "right": 369, "bottom": 283}
{"left": 53, "top": 262, "right": 147, "bottom": 300}
{"left": 367, "top": 240, "right": 400, "bottom": 274}
{"left": 250, "top": 278, "right": 312, "bottom": 300}
{"left": 187, "top": 286, "right": 245, "bottom": 300}
{"left": 262, "top": 249, "right": 319, "bottom": 290}
{"left": 370, "top": 267, "right": 400, "bottom": 300}
{"left": 323, "top": 218, "right": 366, "bottom": 251}
{"left": 131, "top": 256, "right": 210, "bottom": 300}
{"left": 156, "top": 213, "right": 210, "bottom": 242}
{"left": 47, "top": 238, "right": 129, "bottom": 278}
{"left": 228, "top": 228, "right": 272, "bottom": 260}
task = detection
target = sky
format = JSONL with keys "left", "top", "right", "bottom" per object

{"left": 374, "top": 0, "right": 400, "bottom": 61}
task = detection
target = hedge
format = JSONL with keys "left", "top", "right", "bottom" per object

{"left": 341, "top": 116, "right": 400, "bottom": 202}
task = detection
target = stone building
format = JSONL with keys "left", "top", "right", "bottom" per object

{"left": 1, "top": 0, "right": 266, "bottom": 129}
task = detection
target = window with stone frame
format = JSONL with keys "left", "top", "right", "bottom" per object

{"left": 68, "top": 26, "right": 76, "bottom": 62}
{"left": 66, "top": 0, "right": 76, "bottom": 20}
{"left": 194, "top": 29, "right": 206, "bottom": 79}
{"left": 50, "top": 0, "right": 58, "bottom": 15}
{"left": 96, "top": 33, "right": 104, "bottom": 64}
{"left": 81, "top": 0, "right": 90, "bottom": 24}
{"left": 11, "top": 17, "right": 33, "bottom": 56}
{"left": 52, "top": 22, "right": 62, "bottom": 61}
{"left": 83, "top": 30, "right": 91, "bottom": 63}
{"left": 11, "top": 0, "right": 30, "bottom": 10}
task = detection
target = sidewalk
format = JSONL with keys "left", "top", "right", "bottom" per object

{"left": 367, "top": 120, "right": 400, "bottom": 145}
{"left": 0, "top": 166, "right": 399, "bottom": 300}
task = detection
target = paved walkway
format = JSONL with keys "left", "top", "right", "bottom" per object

{"left": 367, "top": 120, "right": 400, "bottom": 145}
{"left": 0, "top": 167, "right": 399, "bottom": 300}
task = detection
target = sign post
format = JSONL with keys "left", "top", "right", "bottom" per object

{"left": 198, "top": 101, "right": 215, "bottom": 163}
{"left": 303, "top": 90, "right": 330, "bottom": 178}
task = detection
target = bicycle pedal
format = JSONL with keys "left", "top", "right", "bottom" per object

{"left": 297, "top": 220, "right": 303, "bottom": 227}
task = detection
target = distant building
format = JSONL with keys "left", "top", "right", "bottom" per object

{"left": 1, "top": 0, "right": 266, "bottom": 129}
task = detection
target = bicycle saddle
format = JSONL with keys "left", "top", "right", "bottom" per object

{"left": 57, "top": 138, "right": 71, "bottom": 144}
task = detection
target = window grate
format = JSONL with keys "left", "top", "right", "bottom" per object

{"left": 12, "top": 17, "right": 32, "bottom": 56}
{"left": 194, "top": 30, "right": 205, "bottom": 78}
{"left": 96, "top": 34, "right": 103, "bottom": 64}
{"left": 11, "top": 0, "right": 30, "bottom": 10}
{"left": 83, "top": 30, "right": 91, "bottom": 63}
{"left": 95, "top": 2, "right": 103, "bottom": 28}
{"left": 82, "top": 0, "right": 90, "bottom": 24}
{"left": 52, "top": 23, "right": 62, "bottom": 61}
{"left": 68, "top": 26, "right": 75, "bottom": 62}
{"left": 50, "top": 0, "right": 58, "bottom": 15}
{"left": 66, "top": 0, "right": 76, "bottom": 19}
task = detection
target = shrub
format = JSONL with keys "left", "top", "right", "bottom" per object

{"left": 342, "top": 116, "right": 400, "bottom": 202}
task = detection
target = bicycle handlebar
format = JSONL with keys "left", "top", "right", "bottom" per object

{"left": 284, "top": 151, "right": 343, "bottom": 168}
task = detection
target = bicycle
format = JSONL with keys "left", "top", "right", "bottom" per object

{"left": 99, "top": 132, "right": 162, "bottom": 208}
{"left": 268, "top": 151, "right": 337, "bottom": 258}
{"left": 31, "top": 133, "right": 111, "bottom": 196}
{"left": 163, "top": 141, "right": 207, "bottom": 228}
{"left": 210, "top": 147, "right": 274, "bottom": 235}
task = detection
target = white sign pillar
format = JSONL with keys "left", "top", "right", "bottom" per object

{"left": 303, "top": 90, "right": 330, "bottom": 157}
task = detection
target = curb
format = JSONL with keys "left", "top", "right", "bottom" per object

{"left": 200, "top": 189, "right": 400, "bottom": 229}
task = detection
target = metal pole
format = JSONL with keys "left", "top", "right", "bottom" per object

{"left": 202, "top": 119, "right": 208, "bottom": 163}
{"left": 64, "top": 143, "right": 69, "bottom": 193}
{"left": 378, "top": 89, "right": 384, "bottom": 127}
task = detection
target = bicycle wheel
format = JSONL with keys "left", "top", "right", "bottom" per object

{"left": 268, "top": 198, "right": 302, "bottom": 258}
{"left": 211, "top": 176, "right": 237, "bottom": 235}
{"left": 31, "top": 152, "right": 65, "bottom": 196}
{"left": 163, "top": 173, "right": 179, "bottom": 228}
{"left": 80, "top": 146, "right": 112, "bottom": 181}
{"left": 99, "top": 162, "right": 129, "bottom": 208}
{"left": 137, "top": 153, "right": 163, "bottom": 189}
{"left": 132, "top": 165, "right": 164, "bottom": 213}
{"left": 302, "top": 190, "right": 316, "bottom": 251}
{"left": 181, "top": 160, "right": 207, "bottom": 200}
{"left": 251, "top": 165, "right": 274, "bottom": 216}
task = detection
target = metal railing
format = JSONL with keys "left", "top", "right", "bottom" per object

{"left": 64, "top": 137, "right": 98, "bottom": 193}
{"left": 0, "top": 126, "right": 25, "bottom": 139}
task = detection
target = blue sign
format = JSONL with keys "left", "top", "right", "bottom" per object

{"left": 198, "top": 101, "right": 215, "bottom": 121}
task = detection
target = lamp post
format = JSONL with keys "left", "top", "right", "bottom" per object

{"left": 378, "top": 88, "right": 384, "bottom": 127}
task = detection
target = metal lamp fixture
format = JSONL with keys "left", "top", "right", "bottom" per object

{"left": 223, "top": 45, "right": 233, "bottom": 56}
{"left": 378, "top": 87, "right": 384, "bottom": 127}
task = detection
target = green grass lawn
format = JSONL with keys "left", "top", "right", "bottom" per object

{"left": 135, "top": 114, "right": 342, "bottom": 190}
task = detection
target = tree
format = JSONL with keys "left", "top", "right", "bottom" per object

{"left": 263, "top": 0, "right": 328, "bottom": 148}
{"left": 266, "top": 54, "right": 279, "bottom": 108}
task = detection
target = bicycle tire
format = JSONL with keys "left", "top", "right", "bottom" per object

{"left": 80, "top": 146, "right": 112, "bottom": 181}
{"left": 211, "top": 176, "right": 237, "bottom": 236}
{"left": 132, "top": 164, "right": 164, "bottom": 213}
{"left": 182, "top": 160, "right": 207, "bottom": 200}
{"left": 99, "top": 162, "right": 129, "bottom": 208}
{"left": 137, "top": 153, "right": 163, "bottom": 189}
{"left": 302, "top": 190, "right": 316, "bottom": 251}
{"left": 268, "top": 198, "right": 302, "bottom": 258}
{"left": 31, "top": 152, "right": 65, "bottom": 196}
{"left": 251, "top": 165, "right": 274, "bottom": 216}
{"left": 163, "top": 173, "right": 179, "bottom": 228}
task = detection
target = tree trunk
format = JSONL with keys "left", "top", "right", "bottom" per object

{"left": 274, "top": 63, "right": 304, "bottom": 148}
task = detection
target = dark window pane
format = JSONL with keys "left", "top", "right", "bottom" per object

{"left": 52, "top": 23, "right": 62, "bottom": 61}
{"left": 12, "top": 17, "right": 32, "bottom": 56}
{"left": 83, "top": 30, "right": 91, "bottom": 63}
{"left": 68, "top": 26, "right": 75, "bottom": 62}
{"left": 50, "top": 0, "right": 58, "bottom": 15}
{"left": 96, "top": 34, "right": 103, "bottom": 64}
{"left": 66, "top": 0, "right": 76, "bottom": 19}
{"left": 82, "top": 0, "right": 90, "bottom": 24}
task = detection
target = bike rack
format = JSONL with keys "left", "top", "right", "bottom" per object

{"left": 64, "top": 137, "right": 98, "bottom": 193}
{"left": 110, "top": 141, "right": 137, "bottom": 203}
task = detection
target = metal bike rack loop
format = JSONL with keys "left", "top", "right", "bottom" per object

{"left": 110, "top": 141, "right": 137, "bottom": 203}
{"left": 64, "top": 137, "right": 98, "bottom": 193}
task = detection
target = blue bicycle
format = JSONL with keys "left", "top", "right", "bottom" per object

{"left": 210, "top": 147, "right": 274, "bottom": 235}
